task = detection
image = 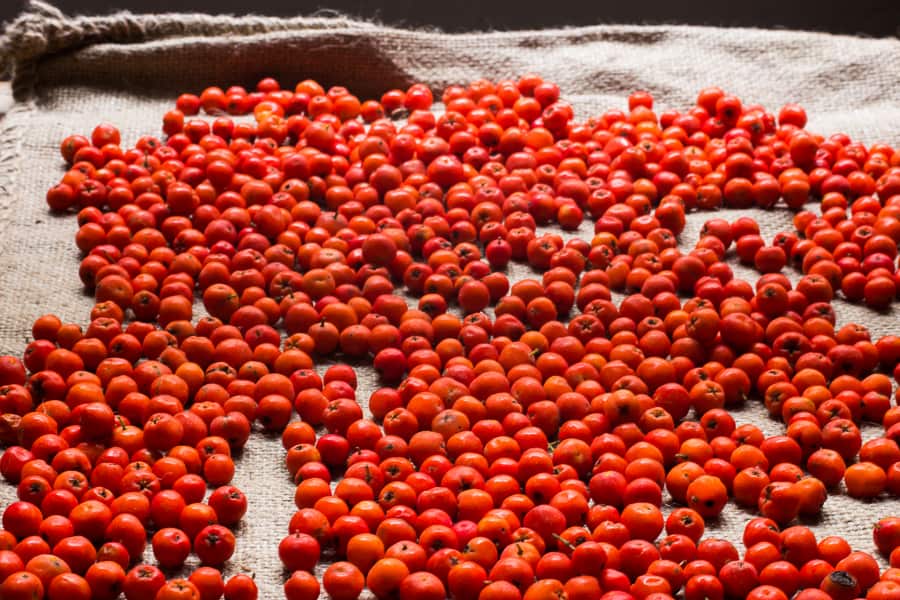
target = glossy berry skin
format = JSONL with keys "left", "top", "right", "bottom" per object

{"left": 194, "top": 525, "right": 236, "bottom": 566}
{"left": 9, "top": 75, "right": 900, "bottom": 599}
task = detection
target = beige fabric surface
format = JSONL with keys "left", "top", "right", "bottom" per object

{"left": 1, "top": 1, "right": 900, "bottom": 597}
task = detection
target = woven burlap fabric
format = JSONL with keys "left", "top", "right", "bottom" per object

{"left": 1, "top": 1, "right": 900, "bottom": 596}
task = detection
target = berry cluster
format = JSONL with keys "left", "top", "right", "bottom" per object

{"left": 0, "top": 75, "right": 897, "bottom": 599}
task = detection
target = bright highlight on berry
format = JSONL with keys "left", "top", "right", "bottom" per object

{"left": 0, "top": 74, "right": 898, "bottom": 599}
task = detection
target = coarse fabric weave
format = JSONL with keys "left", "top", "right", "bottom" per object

{"left": 1, "top": 1, "right": 900, "bottom": 596}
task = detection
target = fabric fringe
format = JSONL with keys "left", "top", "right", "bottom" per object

{"left": 0, "top": 1, "right": 375, "bottom": 97}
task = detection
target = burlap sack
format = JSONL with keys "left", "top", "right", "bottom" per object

{"left": 1, "top": 1, "right": 899, "bottom": 596}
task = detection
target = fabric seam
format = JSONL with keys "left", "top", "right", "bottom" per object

{"left": 3, "top": 1, "right": 897, "bottom": 102}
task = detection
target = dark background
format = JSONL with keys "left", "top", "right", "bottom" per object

{"left": 2, "top": 0, "right": 899, "bottom": 37}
